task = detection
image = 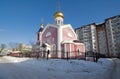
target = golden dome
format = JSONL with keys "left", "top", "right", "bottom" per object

{"left": 54, "top": 11, "right": 64, "bottom": 19}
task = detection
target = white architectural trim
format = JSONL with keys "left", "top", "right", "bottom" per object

{"left": 44, "top": 43, "right": 50, "bottom": 47}
{"left": 42, "top": 24, "right": 58, "bottom": 34}
{"left": 74, "top": 43, "right": 84, "bottom": 45}
{"left": 62, "top": 40, "right": 74, "bottom": 44}
{"left": 57, "top": 26, "right": 61, "bottom": 58}
{"left": 55, "top": 17, "right": 63, "bottom": 25}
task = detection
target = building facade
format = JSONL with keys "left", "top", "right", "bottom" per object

{"left": 75, "top": 23, "right": 98, "bottom": 53}
{"left": 105, "top": 15, "right": 120, "bottom": 56}
{"left": 75, "top": 15, "right": 120, "bottom": 57}
{"left": 36, "top": 9, "right": 85, "bottom": 58}
{"left": 96, "top": 23, "right": 109, "bottom": 56}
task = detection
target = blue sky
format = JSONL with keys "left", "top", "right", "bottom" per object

{"left": 0, "top": 0, "right": 120, "bottom": 44}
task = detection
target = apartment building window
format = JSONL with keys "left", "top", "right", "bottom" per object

{"left": 118, "top": 26, "right": 120, "bottom": 29}
{"left": 115, "top": 49, "right": 117, "bottom": 52}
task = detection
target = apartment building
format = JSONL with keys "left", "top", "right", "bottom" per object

{"left": 105, "top": 15, "right": 120, "bottom": 56}
{"left": 75, "top": 15, "right": 120, "bottom": 57}
{"left": 75, "top": 23, "right": 98, "bottom": 53}
{"left": 96, "top": 23, "right": 109, "bottom": 56}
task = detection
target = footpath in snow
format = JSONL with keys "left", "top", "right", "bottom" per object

{"left": 2, "top": 56, "right": 115, "bottom": 79}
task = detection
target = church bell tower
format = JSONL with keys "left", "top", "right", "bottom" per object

{"left": 54, "top": 3, "right": 64, "bottom": 26}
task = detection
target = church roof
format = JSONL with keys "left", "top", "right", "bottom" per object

{"left": 54, "top": 11, "right": 64, "bottom": 19}
{"left": 38, "top": 23, "right": 44, "bottom": 32}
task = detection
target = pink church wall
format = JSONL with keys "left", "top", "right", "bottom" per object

{"left": 74, "top": 45, "right": 77, "bottom": 57}
{"left": 76, "top": 44, "right": 85, "bottom": 58}
{"left": 42, "top": 26, "right": 58, "bottom": 57}
{"left": 61, "top": 43, "right": 85, "bottom": 59}
{"left": 61, "top": 44, "right": 65, "bottom": 58}
{"left": 62, "top": 27, "right": 76, "bottom": 41}
{"left": 79, "top": 44, "right": 85, "bottom": 53}
{"left": 70, "top": 44, "right": 74, "bottom": 58}
{"left": 42, "top": 26, "right": 57, "bottom": 45}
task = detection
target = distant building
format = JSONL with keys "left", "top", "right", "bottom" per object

{"left": 8, "top": 51, "right": 22, "bottom": 57}
{"left": 19, "top": 44, "right": 32, "bottom": 52}
{"left": 8, "top": 44, "right": 32, "bottom": 57}
{"left": 36, "top": 7, "right": 85, "bottom": 58}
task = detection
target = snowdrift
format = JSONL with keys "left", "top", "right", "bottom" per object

{"left": 3, "top": 56, "right": 114, "bottom": 79}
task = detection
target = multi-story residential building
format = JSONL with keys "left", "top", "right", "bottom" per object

{"left": 75, "top": 23, "right": 98, "bottom": 53}
{"left": 75, "top": 15, "right": 120, "bottom": 57}
{"left": 105, "top": 15, "right": 120, "bottom": 56}
{"left": 96, "top": 23, "right": 109, "bottom": 56}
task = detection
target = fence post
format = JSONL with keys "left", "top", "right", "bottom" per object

{"left": 85, "top": 52, "right": 86, "bottom": 61}
{"left": 47, "top": 50, "right": 49, "bottom": 60}
{"left": 67, "top": 52, "right": 68, "bottom": 60}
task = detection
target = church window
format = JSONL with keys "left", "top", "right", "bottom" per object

{"left": 68, "top": 33, "right": 73, "bottom": 37}
{"left": 46, "top": 32, "right": 51, "bottom": 37}
{"left": 77, "top": 49, "right": 80, "bottom": 55}
{"left": 52, "top": 44, "right": 56, "bottom": 54}
{"left": 58, "top": 20, "right": 60, "bottom": 24}
{"left": 55, "top": 21, "right": 57, "bottom": 24}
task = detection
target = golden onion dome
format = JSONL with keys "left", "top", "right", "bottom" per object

{"left": 54, "top": 11, "right": 64, "bottom": 19}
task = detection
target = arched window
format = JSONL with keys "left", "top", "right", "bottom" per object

{"left": 58, "top": 20, "right": 60, "bottom": 25}
{"left": 52, "top": 44, "right": 56, "bottom": 54}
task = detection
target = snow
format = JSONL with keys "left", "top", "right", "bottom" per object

{"left": 3, "top": 56, "right": 30, "bottom": 63}
{"left": 2, "top": 56, "right": 115, "bottom": 79}
{"left": 97, "top": 58, "right": 114, "bottom": 79}
{"left": 111, "top": 59, "right": 120, "bottom": 79}
{"left": 98, "top": 58, "right": 114, "bottom": 66}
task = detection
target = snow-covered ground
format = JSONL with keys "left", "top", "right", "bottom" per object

{"left": 1, "top": 56, "right": 115, "bottom": 79}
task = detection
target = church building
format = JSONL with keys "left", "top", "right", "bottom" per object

{"left": 36, "top": 7, "right": 85, "bottom": 58}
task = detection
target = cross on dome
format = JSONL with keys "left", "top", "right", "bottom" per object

{"left": 54, "top": 2, "right": 64, "bottom": 25}
{"left": 54, "top": 2, "right": 64, "bottom": 19}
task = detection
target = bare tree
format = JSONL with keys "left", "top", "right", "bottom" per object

{"left": 8, "top": 42, "right": 19, "bottom": 51}
{"left": 29, "top": 40, "right": 35, "bottom": 46}
{"left": 0, "top": 44, "right": 6, "bottom": 54}
{"left": 18, "top": 43, "right": 24, "bottom": 51}
{"left": 29, "top": 40, "right": 36, "bottom": 53}
{"left": 28, "top": 40, "right": 36, "bottom": 57}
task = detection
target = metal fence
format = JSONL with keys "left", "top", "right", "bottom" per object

{"left": 21, "top": 50, "right": 85, "bottom": 60}
{"left": 8, "top": 50, "right": 116, "bottom": 62}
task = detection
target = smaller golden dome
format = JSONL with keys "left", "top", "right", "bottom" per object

{"left": 54, "top": 11, "right": 64, "bottom": 19}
